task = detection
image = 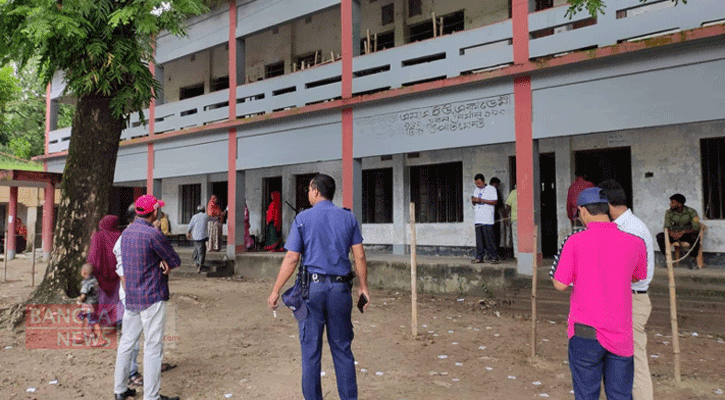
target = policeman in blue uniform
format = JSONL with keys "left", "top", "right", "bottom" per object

{"left": 268, "top": 173, "right": 370, "bottom": 400}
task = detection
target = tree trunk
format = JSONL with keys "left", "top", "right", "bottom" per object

{"left": 27, "top": 94, "right": 123, "bottom": 305}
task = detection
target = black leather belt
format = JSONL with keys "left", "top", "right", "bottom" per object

{"left": 632, "top": 290, "right": 647, "bottom": 294}
{"left": 310, "top": 273, "right": 352, "bottom": 283}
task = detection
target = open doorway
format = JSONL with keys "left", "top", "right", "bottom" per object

{"left": 262, "top": 176, "right": 283, "bottom": 229}
{"left": 574, "top": 147, "right": 633, "bottom": 210}
{"left": 509, "top": 153, "right": 558, "bottom": 257}
{"left": 108, "top": 187, "right": 137, "bottom": 223}
{"left": 210, "top": 181, "right": 228, "bottom": 212}
{"left": 295, "top": 173, "right": 318, "bottom": 213}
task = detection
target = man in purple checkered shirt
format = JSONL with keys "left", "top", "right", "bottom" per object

{"left": 113, "top": 195, "right": 181, "bottom": 400}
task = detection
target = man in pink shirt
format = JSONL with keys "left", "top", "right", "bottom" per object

{"left": 566, "top": 169, "right": 594, "bottom": 229}
{"left": 551, "top": 187, "right": 647, "bottom": 400}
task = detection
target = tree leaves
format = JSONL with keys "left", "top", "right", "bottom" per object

{"left": 566, "top": 0, "right": 687, "bottom": 18}
{"left": 0, "top": 0, "right": 208, "bottom": 120}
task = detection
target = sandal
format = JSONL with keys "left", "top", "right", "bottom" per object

{"left": 128, "top": 371, "right": 143, "bottom": 387}
{"left": 161, "top": 363, "right": 177, "bottom": 372}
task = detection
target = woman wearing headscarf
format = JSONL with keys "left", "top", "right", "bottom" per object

{"left": 207, "top": 195, "right": 225, "bottom": 251}
{"left": 87, "top": 215, "right": 122, "bottom": 327}
{"left": 264, "top": 191, "right": 282, "bottom": 251}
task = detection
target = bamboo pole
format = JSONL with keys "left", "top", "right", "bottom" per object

{"left": 366, "top": 29, "right": 371, "bottom": 54}
{"left": 373, "top": 33, "right": 378, "bottom": 52}
{"left": 432, "top": 13, "right": 437, "bottom": 37}
{"left": 439, "top": 17, "right": 443, "bottom": 36}
{"left": 410, "top": 202, "right": 418, "bottom": 337}
{"left": 530, "top": 226, "right": 538, "bottom": 358}
{"left": 664, "top": 229, "right": 682, "bottom": 384}
{"left": 31, "top": 233, "right": 36, "bottom": 287}
{"left": 3, "top": 230, "right": 7, "bottom": 283}
{"left": 330, "top": 51, "right": 335, "bottom": 63}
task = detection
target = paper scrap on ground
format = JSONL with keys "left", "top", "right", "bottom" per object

{"left": 452, "top": 378, "right": 460, "bottom": 382}
{"left": 473, "top": 328, "right": 480, "bottom": 331}
{"left": 455, "top": 363, "right": 463, "bottom": 366}
{"left": 438, "top": 355, "right": 448, "bottom": 359}
{"left": 49, "top": 380, "right": 58, "bottom": 385}
{"left": 650, "top": 354, "right": 660, "bottom": 359}
{"left": 478, "top": 346, "right": 487, "bottom": 350}
{"left": 539, "top": 394, "right": 550, "bottom": 397}
{"left": 321, "top": 371, "right": 326, "bottom": 377}
{"left": 714, "top": 388, "right": 723, "bottom": 395}
{"left": 4, "top": 346, "right": 12, "bottom": 350}
{"left": 508, "top": 376, "right": 516, "bottom": 380}
{"left": 225, "top": 394, "right": 233, "bottom": 398}
{"left": 422, "top": 324, "right": 428, "bottom": 328}
{"left": 376, "top": 371, "right": 384, "bottom": 376}
{"left": 26, "top": 388, "right": 36, "bottom": 393}
{"left": 361, "top": 368, "right": 368, "bottom": 373}
{"left": 542, "top": 338, "right": 549, "bottom": 342}
{"left": 448, "top": 330, "right": 454, "bottom": 334}
{"left": 457, "top": 298, "right": 465, "bottom": 302}
{"left": 452, "top": 342, "right": 458, "bottom": 345}
{"left": 692, "top": 332, "right": 699, "bottom": 337}
{"left": 485, "top": 367, "right": 493, "bottom": 371}
{"left": 532, "top": 381, "right": 542, "bottom": 386}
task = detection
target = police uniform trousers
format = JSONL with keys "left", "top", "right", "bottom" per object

{"left": 299, "top": 277, "right": 357, "bottom": 400}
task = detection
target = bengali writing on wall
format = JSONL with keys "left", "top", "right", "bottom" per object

{"left": 355, "top": 94, "right": 513, "bottom": 138}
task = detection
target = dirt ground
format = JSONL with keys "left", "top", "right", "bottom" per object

{"left": 1, "top": 255, "right": 725, "bottom": 400}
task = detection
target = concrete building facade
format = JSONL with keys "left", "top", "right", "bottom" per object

{"left": 41, "top": 0, "right": 725, "bottom": 272}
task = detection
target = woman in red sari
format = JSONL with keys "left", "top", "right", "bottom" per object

{"left": 87, "top": 215, "right": 122, "bottom": 327}
{"left": 264, "top": 191, "right": 282, "bottom": 251}
{"left": 207, "top": 195, "right": 225, "bottom": 251}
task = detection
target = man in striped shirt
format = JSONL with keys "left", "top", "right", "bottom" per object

{"left": 113, "top": 195, "right": 181, "bottom": 400}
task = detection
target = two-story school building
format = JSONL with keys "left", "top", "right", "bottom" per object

{"left": 39, "top": 0, "right": 725, "bottom": 273}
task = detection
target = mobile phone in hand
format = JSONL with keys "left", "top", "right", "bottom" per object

{"left": 357, "top": 294, "right": 368, "bottom": 313}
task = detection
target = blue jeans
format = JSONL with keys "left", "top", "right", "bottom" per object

{"left": 568, "top": 336, "right": 634, "bottom": 400}
{"left": 299, "top": 279, "right": 357, "bottom": 400}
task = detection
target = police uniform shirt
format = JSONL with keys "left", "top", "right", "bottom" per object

{"left": 284, "top": 200, "right": 363, "bottom": 277}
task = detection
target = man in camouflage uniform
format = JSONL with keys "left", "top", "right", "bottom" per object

{"left": 656, "top": 193, "right": 701, "bottom": 267}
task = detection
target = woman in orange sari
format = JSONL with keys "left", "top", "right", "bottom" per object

{"left": 207, "top": 195, "right": 225, "bottom": 251}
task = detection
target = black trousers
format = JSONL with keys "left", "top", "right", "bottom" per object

{"left": 656, "top": 232, "right": 699, "bottom": 258}
{"left": 475, "top": 224, "right": 498, "bottom": 261}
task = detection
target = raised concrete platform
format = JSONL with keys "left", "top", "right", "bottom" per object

{"left": 234, "top": 252, "right": 517, "bottom": 297}
{"left": 232, "top": 251, "right": 725, "bottom": 299}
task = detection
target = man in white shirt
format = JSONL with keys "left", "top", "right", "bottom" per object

{"left": 599, "top": 180, "right": 655, "bottom": 400}
{"left": 471, "top": 174, "right": 499, "bottom": 264}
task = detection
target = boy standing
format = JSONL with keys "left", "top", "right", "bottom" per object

{"left": 76, "top": 264, "right": 107, "bottom": 346}
{"left": 550, "top": 187, "right": 647, "bottom": 400}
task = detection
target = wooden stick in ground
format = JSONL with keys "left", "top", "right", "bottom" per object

{"left": 31, "top": 233, "right": 36, "bottom": 287}
{"left": 410, "top": 202, "right": 418, "bottom": 337}
{"left": 664, "top": 229, "right": 682, "bottom": 384}
{"left": 373, "top": 33, "right": 377, "bottom": 52}
{"left": 530, "top": 226, "right": 538, "bottom": 358}
{"left": 366, "top": 29, "right": 371, "bottom": 54}
{"left": 432, "top": 13, "right": 437, "bottom": 37}
{"left": 3, "top": 230, "right": 7, "bottom": 283}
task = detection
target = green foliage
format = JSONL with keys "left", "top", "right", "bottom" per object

{"left": 0, "top": 60, "right": 74, "bottom": 159}
{"left": 0, "top": 65, "right": 19, "bottom": 108}
{"left": 566, "top": 0, "right": 687, "bottom": 18}
{"left": 0, "top": 0, "right": 208, "bottom": 120}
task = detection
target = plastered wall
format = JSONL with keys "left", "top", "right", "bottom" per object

{"left": 162, "top": 45, "right": 229, "bottom": 103}
{"left": 244, "top": 7, "right": 341, "bottom": 82}
{"left": 359, "top": 0, "right": 510, "bottom": 47}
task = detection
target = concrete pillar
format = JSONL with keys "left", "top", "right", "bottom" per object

{"left": 146, "top": 143, "right": 155, "bottom": 193}
{"left": 7, "top": 187, "right": 18, "bottom": 260}
{"left": 228, "top": 170, "right": 246, "bottom": 258}
{"left": 155, "top": 65, "right": 165, "bottom": 105}
{"left": 351, "top": 0, "right": 361, "bottom": 57}
{"left": 152, "top": 178, "right": 162, "bottom": 199}
{"left": 394, "top": 0, "right": 406, "bottom": 47}
{"left": 42, "top": 182, "right": 55, "bottom": 262}
{"left": 351, "top": 158, "right": 363, "bottom": 224}
{"left": 235, "top": 38, "right": 246, "bottom": 88}
{"left": 392, "top": 154, "right": 409, "bottom": 255}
